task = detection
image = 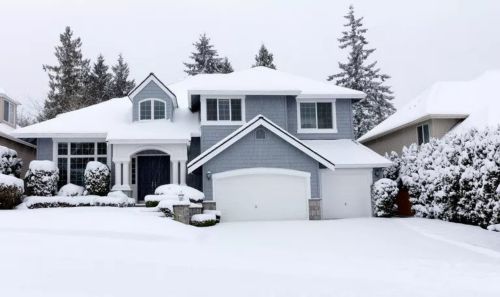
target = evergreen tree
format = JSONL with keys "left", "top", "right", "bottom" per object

{"left": 184, "top": 33, "right": 223, "bottom": 75}
{"left": 219, "top": 57, "right": 234, "bottom": 73}
{"left": 40, "top": 26, "right": 90, "bottom": 120}
{"left": 86, "top": 54, "right": 113, "bottom": 105}
{"left": 253, "top": 44, "right": 276, "bottom": 69}
{"left": 111, "top": 54, "right": 135, "bottom": 97}
{"left": 329, "top": 5, "right": 395, "bottom": 138}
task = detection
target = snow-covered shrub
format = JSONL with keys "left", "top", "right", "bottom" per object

{"left": 94, "top": 191, "right": 134, "bottom": 207}
{"left": 191, "top": 213, "right": 217, "bottom": 227}
{"left": 145, "top": 194, "right": 177, "bottom": 208}
{"left": 383, "top": 151, "right": 401, "bottom": 182}
{"left": 0, "top": 145, "right": 22, "bottom": 178}
{"left": 24, "top": 194, "right": 134, "bottom": 209}
{"left": 25, "top": 160, "right": 59, "bottom": 196}
{"left": 0, "top": 173, "right": 24, "bottom": 209}
{"left": 58, "top": 183, "right": 84, "bottom": 197}
{"left": 203, "top": 209, "right": 221, "bottom": 223}
{"left": 372, "top": 178, "right": 399, "bottom": 217}
{"left": 84, "top": 161, "right": 110, "bottom": 196}
{"left": 155, "top": 184, "right": 204, "bottom": 203}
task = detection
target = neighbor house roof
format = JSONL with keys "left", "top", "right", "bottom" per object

{"left": 174, "top": 67, "right": 365, "bottom": 108}
{"left": 303, "top": 139, "right": 392, "bottom": 168}
{"left": 187, "top": 115, "right": 336, "bottom": 173}
{"left": 358, "top": 70, "right": 500, "bottom": 143}
{"left": 0, "top": 88, "right": 21, "bottom": 105}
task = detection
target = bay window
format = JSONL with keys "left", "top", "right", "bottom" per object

{"left": 298, "top": 100, "right": 336, "bottom": 133}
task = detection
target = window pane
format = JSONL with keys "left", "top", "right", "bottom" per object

{"left": 300, "top": 103, "right": 317, "bottom": 129}
{"left": 58, "top": 143, "right": 68, "bottom": 155}
{"left": 97, "top": 143, "right": 107, "bottom": 155}
{"left": 70, "top": 157, "right": 94, "bottom": 186}
{"left": 71, "top": 143, "right": 95, "bottom": 155}
{"left": 3, "top": 101, "right": 9, "bottom": 123}
{"left": 417, "top": 126, "right": 424, "bottom": 145}
{"left": 97, "top": 157, "right": 107, "bottom": 164}
{"left": 423, "top": 124, "right": 430, "bottom": 143}
{"left": 230, "top": 99, "right": 242, "bottom": 121}
{"left": 218, "top": 99, "right": 230, "bottom": 121}
{"left": 154, "top": 101, "right": 166, "bottom": 119}
{"left": 140, "top": 101, "right": 151, "bottom": 120}
{"left": 317, "top": 103, "right": 333, "bottom": 129}
{"left": 57, "top": 158, "right": 68, "bottom": 188}
{"left": 131, "top": 158, "right": 136, "bottom": 184}
{"left": 206, "top": 99, "right": 218, "bottom": 121}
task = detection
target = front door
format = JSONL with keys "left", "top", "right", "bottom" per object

{"left": 137, "top": 155, "right": 170, "bottom": 202}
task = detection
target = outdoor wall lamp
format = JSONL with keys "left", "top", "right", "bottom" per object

{"left": 206, "top": 171, "right": 212, "bottom": 180}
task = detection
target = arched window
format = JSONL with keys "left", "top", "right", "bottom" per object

{"left": 139, "top": 99, "right": 166, "bottom": 120}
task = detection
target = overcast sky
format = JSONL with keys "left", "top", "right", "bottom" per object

{"left": 1, "top": 0, "right": 500, "bottom": 116}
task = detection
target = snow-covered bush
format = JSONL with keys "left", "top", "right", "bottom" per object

{"left": 372, "top": 178, "right": 399, "bottom": 217}
{"left": 191, "top": 213, "right": 217, "bottom": 227}
{"left": 95, "top": 191, "right": 134, "bottom": 207}
{"left": 24, "top": 194, "right": 134, "bottom": 209}
{"left": 0, "top": 173, "right": 24, "bottom": 209}
{"left": 203, "top": 209, "right": 221, "bottom": 223}
{"left": 25, "top": 160, "right": 59, "bottom": 196}
{"left": 383, "top": 151, "right": 401, "bottom": 182}
{"left": 84, "top": 161, "right": 110, "bottom": 196}
{"left": 145, "top": 194, "right": 177, "bottom": 208}
{"left": 58, "top": 183, "right": 84, "bottom": 197}
{"left": 155, "top": 184, "right": 204, "bottom": 203}
{"left": 0, "top": 145, "right": 22, "bottom": 178}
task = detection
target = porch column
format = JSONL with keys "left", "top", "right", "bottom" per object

{"left": 112, "top": 161, "right": 122, "bottom": 189}
{"left": 122, "top": 161, "right": 130, "bottom": 188}
{"left": 171, "top": 160, "right": 179, "bottom": 184}
{"left": 179, "top": 160, "right": 186, "bottom": 185}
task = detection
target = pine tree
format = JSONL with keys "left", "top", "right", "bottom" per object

{"left": 219, "top": 57, "right": 234, "bottom": 73}
{"left": 184, "top": 33, "right": 223, "bottom": 75}
{"left": 40, "top": 26, "right": 90, "bottom": 120}
{"left": 329, "top": 5, "right": 395, "bottom": 139}
{"left": 253, "top": 44, "right": 276, "bottom": 69}
{"left": 111, "top": 54, "right": 135, "bottom": 97}
{"left": 86, "top": 54, "right": 113, "bottom": 105}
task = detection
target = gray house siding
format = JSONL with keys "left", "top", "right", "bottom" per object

{"left": 245, "top": 95, "right": 288, "bottom": 128}
{"left": 202, "top": 126, "right": 320, "bottom": 200}
{"left": 131, "top": 81, "right": 174, "bottom": 121}
{"left": 36, "top": 138, "right": 53, "bottom": 160}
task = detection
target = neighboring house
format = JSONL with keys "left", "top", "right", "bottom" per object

{"left": 0, "top": 88, "right": 36, "bottom": 176}
{"left": 358, "top": 71, "right": 500, "bottom": 155}
{"left": 13, "top": 67, "right": 390, "bottom": 221}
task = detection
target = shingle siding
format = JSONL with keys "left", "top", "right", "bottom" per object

{"left": 202, "top": 127, "right": 320, "bottom": 200}
{"left": 36, "top": 138, "right": 53, "bottom": 160}
{"left": 131, "top": 81, "right": 174, "bottom": 121}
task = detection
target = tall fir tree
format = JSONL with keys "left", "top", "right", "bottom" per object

{"left": 219, "top": 57, "right": 234, "bottom": 73}
{"left": 329, "top": 5, "right": 395, "bottom": 138}
{"left": 86, "top": 54, "right": 113, "bottom": 105}
{"left": 111, "top": 54, "right": 135, "bottom": 97}
{"left": 41, "top": 26, "right": 90, "bottom": 120}
{"left": 253, "top": 44, "right": 276, "bottom": 69}
{"left": 184, "top": 33, "right": 223, "bottom": 75}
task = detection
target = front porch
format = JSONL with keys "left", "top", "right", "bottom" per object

{"left": 110, "top": 143, "right": 188, "bottom": 202}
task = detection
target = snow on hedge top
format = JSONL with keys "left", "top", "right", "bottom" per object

{"left": 58, "top": 183, "right": 84, "bottom": 196}
{"left": 358, "top": 70, "right": 500, "bottom": 142}
{"left": 0, "top": 145, "right": 16, "bottom": 157}
{"left": 0, "top": 173, "right": 23, "bottom": 190}
{"left": 85, "top": 161, "right": 107, "bottom": 172}
{"left": 155, "top": 184, "right": 204, "bottom": 202}
{"left": 29, "top": 160, "right": 58, "bottom": 172}
{"left": 304, "top": 139, "right": 392, "bottom": 168}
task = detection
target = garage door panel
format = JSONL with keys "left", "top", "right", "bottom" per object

{"left": 213, "top": 169, "right": 310, "bottom": 222}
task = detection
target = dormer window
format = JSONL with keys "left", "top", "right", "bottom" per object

{"left": 139, "top": 99, "right": 166, "bottom": 120}
{"left": 3, "top": 100, "right": 15, "bottom": 125}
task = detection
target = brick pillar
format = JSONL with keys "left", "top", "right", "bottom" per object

{"left": 309, "top": 199, "right": 322, "bottom": 220}
{"left": 173, "top": 204, "right": 190, "bottom": 224}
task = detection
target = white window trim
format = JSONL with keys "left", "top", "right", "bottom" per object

{"left": 138, "top": 98, "right": 168, "bottom": 121}
{"left": 417, "top": 123, "right": 430, "bottom": 145}
{"left": 53, "top": 140, "right": 109, "bottom": 186}
{"left": 296, "top": 99, "right": 337, "bottom": 134}
{"left": 3, "top": 99, "right": 15, "bottom": 126}
{"left": 200, "top": 95, "right": 246, "bottom": 126}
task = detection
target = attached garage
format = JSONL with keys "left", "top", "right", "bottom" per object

{"left": 213, "top": 168, "right": 310, "bottom": 221}
{"left": 320, "top": 168, "right": 373, "bottom": 219}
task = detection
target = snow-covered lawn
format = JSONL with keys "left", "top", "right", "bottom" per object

{"left": 1, "top": 208, "right": 499, "bottom": 297}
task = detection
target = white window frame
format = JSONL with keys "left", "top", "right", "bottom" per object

{"left": 200, "top": 95, "right": 245, "bottom": 125}
{"left": 296, "top": 99, "right": 337, "bottom": 134}
{"left": 53, "top": 140, "right": 109, "bottom": 186}
{"left": 417, "top": 123, "right": 430, "bottom": 145}
{"left": 138, "top": 98, "right": 167, "bottom": 121}
{"left": 3, "top": 99, "right": 15, "bottom": 126}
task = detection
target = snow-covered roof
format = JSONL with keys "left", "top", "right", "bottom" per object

{"left": 0, "top": 88, "right": 21, "bottom": 105}
{"left": 173, "top": 67, "right": 365, "bottom": 107}
{"left": 358, "top": 71, "right": 500, "bottom": 142}
{"left": 304, "top": 139, "right": 392, "bottom": 168}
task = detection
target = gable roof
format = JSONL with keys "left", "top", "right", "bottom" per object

{"left": 358, "top": 70, "right": 500, "bottom": 143}
{"left": 181, "top": 67, "right": 365, "bottom": 108}
{"left": 187, "top": 115, "right": 336, "bottom": 173}
{"left": 128, "top": 73, "right": 179, "bottom": 108}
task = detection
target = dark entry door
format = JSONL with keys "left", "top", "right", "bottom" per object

{"left": 137, "top": 155, "right": 170, "bottom": 202}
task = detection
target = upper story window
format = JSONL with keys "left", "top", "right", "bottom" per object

{"left": 139, "top": 99, "right": 166, "bottom": 120}
{"left": 417, "top": 124, "right": 430, "bottom": 145}
{"left": 297, "top": 100, "right": 336, "bottom": 133}
{"left": 3, "top": 100, "right": 15, "bottom": 125}
{"left": 203, "top": 97, "right": 244, "bottom": 125}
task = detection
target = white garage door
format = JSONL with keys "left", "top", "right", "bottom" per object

{"left": 320, "top": 168, "right": 373, "bottom": 219}
{"left": 213, "top": 168, "right": 310, "bottom": 222}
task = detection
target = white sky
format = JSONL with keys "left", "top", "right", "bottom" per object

{"left": 1, "top": 0, "right": 500, "bottom": 115}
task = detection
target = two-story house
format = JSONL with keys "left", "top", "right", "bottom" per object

{"left": 13, "top": 67, "right": 390, "bottom": 221}
{"left": 0, "top": 88, "right": 36, "bottom": 176}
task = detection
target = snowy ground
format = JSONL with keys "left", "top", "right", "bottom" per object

{"left": 1, "top": 207, "right": 499, "bottom": 297}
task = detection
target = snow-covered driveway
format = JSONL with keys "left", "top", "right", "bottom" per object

{"left": 0, "top": 207, "right": 499, "bottom": 297}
